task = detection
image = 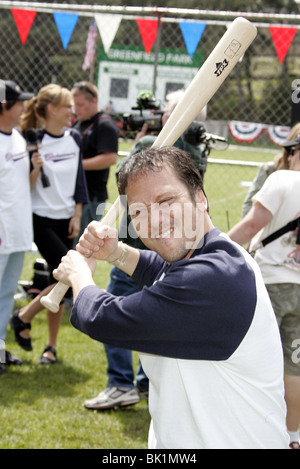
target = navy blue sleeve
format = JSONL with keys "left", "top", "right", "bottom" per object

{"left": 132, "top": 250, "right": 166, "bottom": 287}
{"left": 70, "top": 231, "right": 257, "bottom": 360}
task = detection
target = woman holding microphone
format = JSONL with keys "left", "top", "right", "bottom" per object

{"left": 11, "top": 84, "right": 89, "bottom": 364}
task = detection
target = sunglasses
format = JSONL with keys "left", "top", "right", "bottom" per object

{"left": 73, "top": 82, "right": 97, "bottom": 98}
{"left": 288, "top": 146, "right": 300, "bottom": 156}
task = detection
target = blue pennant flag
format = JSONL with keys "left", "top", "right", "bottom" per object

{"left": 53, "top": 12, "right": 79, "bottom": 49}
{"left": 179, "top": 22, "right": 206, "bottom": 58}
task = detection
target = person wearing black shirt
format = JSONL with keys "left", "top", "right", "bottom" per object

{"left": 72, "top": 82, "right": 119, "bottom": 235}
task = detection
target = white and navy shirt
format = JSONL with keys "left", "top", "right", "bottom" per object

{"left": 0, "top": 129, "right": 33, "bottom": 254}
{"left": 31, "top": 128, "right": 89, "bottom": 219}
{"left": 71, "top": 228, "right": 289, "bottom": 449}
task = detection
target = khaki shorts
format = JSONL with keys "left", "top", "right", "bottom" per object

{"left": 266, "top": 283, "right": 300, "bottom": 376}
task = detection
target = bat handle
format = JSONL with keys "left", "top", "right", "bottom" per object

{"left": 40, "top": 196, "right": 125, "bottom": 313}
{"left": 40, "top": 282, "right": 69, "bottom": 313}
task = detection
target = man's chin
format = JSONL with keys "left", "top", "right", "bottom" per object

{"left": 155, "top": 242, "right": 191, "bottom": 263}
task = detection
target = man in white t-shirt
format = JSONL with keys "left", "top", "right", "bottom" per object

{"left": 228, "top": 136, "right": 300, "bottom": 449}
{"left": 0, "top": 80, "right": 33, "bottom": 374}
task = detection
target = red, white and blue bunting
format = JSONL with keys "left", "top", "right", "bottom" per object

{"left": 228, "top": 121, "right": 291, "bottom": 146}
{"left": 228, "top": 121, "right": 266, "bottom": 143}
{"left": 10, "top": 8, "right": 299, "bottom": 65}
{"left": 267, "top": 125, "right": 291, "bottom": 146}
{"left": 8, "top": 7, "right": 299, "bottom": 148}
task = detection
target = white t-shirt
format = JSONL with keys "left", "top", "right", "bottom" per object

{"left": 31, "top": 129, "right": 84, "bottom": 219}
{"left": 250, "top": 170, "right": 300, "bottom": 284}
{"left": 0, "top": 129, "right": 33, "bottom": 254}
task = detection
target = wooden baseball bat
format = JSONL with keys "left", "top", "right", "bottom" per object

{"left": 40, "top": 17, "right": 257, "bottom": 312}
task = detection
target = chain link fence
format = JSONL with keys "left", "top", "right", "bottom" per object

{"left": 1, "top": 2, "right": 299, "bottom": 229}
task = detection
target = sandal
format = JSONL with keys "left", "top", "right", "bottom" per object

{"left": 10, "top": 311, "right": 32, "bottom": 351}
{"left": 39, "top": 345, "right": 57, "bottom": 365}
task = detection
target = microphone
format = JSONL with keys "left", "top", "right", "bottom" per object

{"left": 182, "top": 121, "right": 228, "bottom": 150}
{"left": 26, "top": 129, "right": 50, "bottom": 188}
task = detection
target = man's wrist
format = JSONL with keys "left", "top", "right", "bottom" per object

{"left": 69, "top": 271, "right": 95, "bottom": 300}
{"left": 108, "top": 242, "right": 130, "bottom": 267}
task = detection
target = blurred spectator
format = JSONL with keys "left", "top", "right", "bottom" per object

{"left": 72, "top": 82, "right": 119, "bottom": 236}
{"left": 0, "top": 80, "right": 34, "bottom": 374}
{"left": 241, "top": 122, "right": 300, "bottom": 218}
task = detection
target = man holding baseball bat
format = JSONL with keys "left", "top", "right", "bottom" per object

{"left": 54, "top": 146, "right": 289, "bottom": 449}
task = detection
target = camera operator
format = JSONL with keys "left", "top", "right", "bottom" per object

{"left": 127, "top": 89, "right": 207, "bottom": 179}
{"left": 82, "top": 90, "right": 208, "bottom": 411}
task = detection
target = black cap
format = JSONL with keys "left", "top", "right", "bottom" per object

{"left": 3, "top": 80, "right": 34, "bottom": 101}
{"left": 281, "top": 134, "right": 300, "bottom": 148}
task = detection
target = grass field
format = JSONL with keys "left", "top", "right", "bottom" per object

{"left": 0, "top": 141, "right": 277, "bottom": 449}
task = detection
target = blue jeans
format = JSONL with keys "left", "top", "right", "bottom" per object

{"left": 105, "top": 266, "right": 149, "bottom": 391}
{"left": 80, "top": 199, "right": 105, "bottom": 235}
{"left": 0, "top": 251, "right": 25, "bottom": 342}
{"left": 74, "top": 199, "right": 106, "bottom": 248}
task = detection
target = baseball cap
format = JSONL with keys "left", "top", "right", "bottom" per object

{"left": 3, "top": 80, "right": 34, "bottom": 101}
{"left": 281, "top": 134, "right": 300, "bottom": 149}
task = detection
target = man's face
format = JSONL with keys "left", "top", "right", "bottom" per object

{"left": 73, "top": 93, "right": 97, "bottom": 121}
{"left": 126, "top": 164, "right": 207, "bottom": 263}
{"left": 6, "top": 100, "right": 25, "bottom": 127}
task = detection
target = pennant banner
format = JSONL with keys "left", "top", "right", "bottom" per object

{"left": 269, "top": 26, "right": 297, "bottom": 63}
{"left": 53, "top": 12, "right": 79, "bottom": 49}
{"left": 136, "top": 18, "right": 159, "bottom": 54}
{"left": 228, "top": 121, "right": 266, "bottom": 143}
{"left": 179, "top": 22, "right": 206, "bottom": 58}
{"left": 11, "top": 8, "right": 37, "bottom": 45}
{"left": 95, "top": 13, "right": 122, "bottom": 54}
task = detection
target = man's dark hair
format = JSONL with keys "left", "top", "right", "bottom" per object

{"left": 0, "top": 100, "right": 17, "bottom": 114}
{"left": 117, "top": 146, "right": 206, "bottom": 203}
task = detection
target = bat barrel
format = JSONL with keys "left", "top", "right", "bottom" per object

{"left": 153, "top": 17, "right": 257, "bottom": 149}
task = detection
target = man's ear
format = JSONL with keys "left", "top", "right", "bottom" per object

{"left": 195, "top": 190, "right": 208, "bottom": 212}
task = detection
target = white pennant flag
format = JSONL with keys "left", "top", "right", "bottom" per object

{"left": 95, "top": 13, "right": 122, "bottom": 53}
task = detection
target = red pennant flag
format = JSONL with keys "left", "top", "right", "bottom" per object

{"left": 269, "top": 26, "right": 297, "bottom": 63}
{"left": 11, "top": 9, "right": 37, "bottom": 45}
{"left": 136, "top": 18, "right": 158, "bottom": 54}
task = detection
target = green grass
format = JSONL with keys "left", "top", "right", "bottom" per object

{"left": 0, "top": 141, "right": 276, "bottom": 449}
{"left": 205, "top": 145, "right": 277, "bottom": 231}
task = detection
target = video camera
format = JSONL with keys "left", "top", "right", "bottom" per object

{"left": 122, "top": 90, "right": 162, "bottom": 134}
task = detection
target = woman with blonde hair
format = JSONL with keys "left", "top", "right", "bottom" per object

{"left": 11, "top": 84, "right": 89, "bottom": 364}
{"left": 242, "top": 122, "right": 300, "bottom": 218}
